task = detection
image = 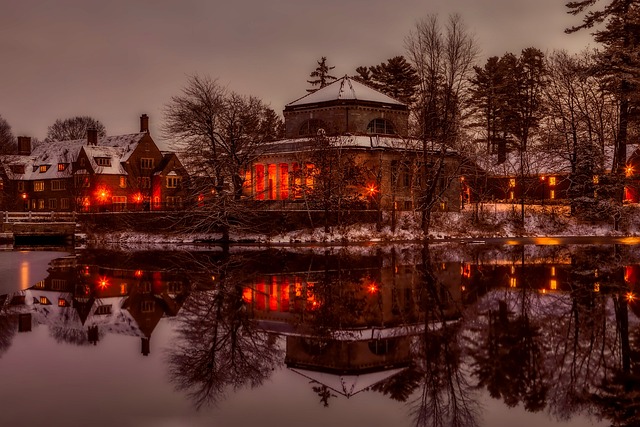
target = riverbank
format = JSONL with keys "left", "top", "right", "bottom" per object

{"left": 84, "top": 203, "right": 640, "bottom": 247}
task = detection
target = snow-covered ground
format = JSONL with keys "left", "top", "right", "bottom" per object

{"left": 86, "top": 203, "right": 640, "bottom": 248}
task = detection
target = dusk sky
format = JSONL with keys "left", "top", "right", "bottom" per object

{"left": 1, "top": 0, "right": 595, "bottom": 148}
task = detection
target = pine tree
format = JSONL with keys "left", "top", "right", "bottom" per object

{"left": 566, "top": 0, "right": 640, "bottom": 174}
{"left": 354, "top": 56, "right": 419, "bottom": 104}
{"left": 307, "top": 56, "right": 337, "bottom": 92}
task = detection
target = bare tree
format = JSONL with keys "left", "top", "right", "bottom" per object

{"left": 405, "top": 14, "right": 479, "bottom": 234}
{"left": 0, "top": 115, "right": 16, "bottom": 154}
{"left": 163, "top": 75, "right": 283, "bottom": 243}
{"left": 45, "top": 116, "right": 106, "bottom": 142}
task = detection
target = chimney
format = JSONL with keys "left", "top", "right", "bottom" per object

{"left": 140, "top": 114, "right": 149, "bottom": 133}
{"left": 87, "top": 128, "right": 98, "bottom": 146}
{"left": 17, "top": 136, "right": 31, "bottom": 155}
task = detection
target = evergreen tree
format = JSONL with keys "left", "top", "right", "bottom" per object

{"left": 307, "top": 56, "right": 337, "bottom": 93}
{"left": 566, "top": 0, "right": 640, "bottom": 174}
{"left": 354, "top": 56, "right": 419, "bottom": 104}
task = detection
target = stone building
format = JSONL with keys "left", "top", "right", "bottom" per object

{"left": 244, "top": 76, "right": 462, "bottom": 212}
{"left": 0, "top": 115, "right": 189, "bottom": 212}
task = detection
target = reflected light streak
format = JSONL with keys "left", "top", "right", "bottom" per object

{"left": 20, "top": 261, "right": 29, "bottom": 290}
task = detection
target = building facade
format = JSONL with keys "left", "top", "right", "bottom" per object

{"left": 244, "top": 76, "right": 462, "bottom": 212}
{"left": 0, "top": 115, "right": 189, "bottom": 212}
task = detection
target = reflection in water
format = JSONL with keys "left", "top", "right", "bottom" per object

{"left": 2, "top": 244, "right": 640, "bottom": 425}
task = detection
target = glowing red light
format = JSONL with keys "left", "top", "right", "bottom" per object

{"left": 98, "top": 277, "right": 109, "bottom": 290}
{"left": 134, "top": 270, "right": 143, "bottom": 278}
{"left": 367, "top": 283, "right": 378, "bottom": 294}
{"left": 21, "top": 193, "right": 27, "bottom": 199}
{"left": 367, "top": 185, "right": 377, "bottom": 195}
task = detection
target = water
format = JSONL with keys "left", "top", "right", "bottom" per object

{"left": 2, "top": 242, "right": 636, "bottom": 427}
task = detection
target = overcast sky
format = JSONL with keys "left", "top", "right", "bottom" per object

{"left": 0, "top": 0, "right": 596, "bottom": 147}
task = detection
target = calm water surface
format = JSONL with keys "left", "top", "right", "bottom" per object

{"left": 2, "top": 242, "right": 637, "bottom": 427}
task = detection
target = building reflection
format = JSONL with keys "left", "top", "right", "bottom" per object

{"left": 4, "top": 254, "right": 189, "bottom": 355}
{"left": 0, "top": 245, "right": 639, "bottom": 425}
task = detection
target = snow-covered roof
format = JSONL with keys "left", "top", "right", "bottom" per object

{"left": 286, "top": 76, "right": 406, "bottom": 108}
{"left": 289, "top": 367, "right": 407, "bottom": 397}
{"left": 82, "top": 145, "right": 128, "bottom": 175}
{"left": 6, "top": 133, "right": 146, "bottom": 181}
{"left": 475, "top": 143, "right": 640, "bottom": 177}
{"left": 257, "top": 135, "right": 431, "bottom": 156}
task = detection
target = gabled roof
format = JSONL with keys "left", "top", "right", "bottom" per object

{"left": 81, "top": 145, "right": 128, "bottom": 175}
{"left": 6, "top": 133, "right": 147, "bottom": 180}
{"left": 286, "top": 76, "right": 406, "bottom": 108}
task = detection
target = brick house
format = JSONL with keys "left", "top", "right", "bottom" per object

{"left": 1, "top": 115, "right": 189, "bottom": 212}
{"left": 244, "top": 76, "right": 462, "bottom": 212}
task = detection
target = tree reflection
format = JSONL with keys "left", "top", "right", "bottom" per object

{"left": 408, "top": 244, "right": 480, "bottom": 427}
{"left": 166, "top": 255, "right": 283, "bottom": 409}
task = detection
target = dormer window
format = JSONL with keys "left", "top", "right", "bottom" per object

{"left": 367, "top": 118, "right": 396, "bottom": 135}
{"left": 39, "top": 165, "right": 49, "bottom": 173}
{"left": 58, "top": 163, "right": 67, "bottom": 171}
{"left": 95, "top": 157, "right": 111, "bottom": 167}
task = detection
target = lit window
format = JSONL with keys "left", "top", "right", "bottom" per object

{"left": 58, "top": 298, "right": 68, "bottom": 307}
{"left": 510, "top": 277, "right": 517, "bottom": 288}
{"left": 166, "top": 176, "right": 181, "bottom": 188}
{"left": 112, "top": 196, "right": 127, "bottom": 205}
{"left": 593, "top": 175, "right": 599, "bottom": 184}
{"left": 34, "top": 181, "right": 45, "bottom": 192}
{"left": 549, "top": 176, "right": 556, "bottom": 186}
{"left": 75, "top": 176, "right": 90, "bottom": 188}
{"left": 550, "top": 279, "right": 557, "bottom": 290}
{"left": 39, "top": 165, "right": 49, "bottom": 173}
{"left": 119, "top": 176, "right": 127, "bottom": 188}
{"left": 58, "top": 163, "right": 67, "bottom": 171}
{"left": 550, "top": 190, "right": 555, "bottom": 199}
{"left": 38, "top": 199, "right": 44, "bottom": 210}
{"left": 120, "top": 283, "right": 128, "bottom": 295}
{"left": 509, "top": 191, "right": 514, "bottom": 200}
{"left": 140, "top": 158, "right": 154, "bottom": 169}
{"left": 34, "top": 280, "right": 45, "bottom": 288}
{"left": 280, "top": 164, "right": 289, "bottom": 199}
{"left": 594, "top": 282, "right": 600, "bottom": 292}
{"left": 509, "top": 178, "right": 516, "bottom": 188}
{"left": 39, "top": 296, "right": 51, "bottom": 305}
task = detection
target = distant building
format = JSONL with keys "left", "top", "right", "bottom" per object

{"left": 244, "top": 76, "right": 463, "bottom": 212}
{"left": 0, "top": 115, "right": 189, "bottom": 212}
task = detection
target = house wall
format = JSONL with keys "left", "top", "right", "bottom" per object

{"left": 245, "top": 149, "right": 462, "bottom": 212}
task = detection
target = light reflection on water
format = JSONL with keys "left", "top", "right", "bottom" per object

{"left": 2, "top": 243, "right": 636, "bottom": 427}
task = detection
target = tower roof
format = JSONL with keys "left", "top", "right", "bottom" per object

{"left": 286, "top": 75, "right": 406, "bottom": 108}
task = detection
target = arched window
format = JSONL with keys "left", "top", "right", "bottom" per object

{"left": 299, "top": 119, "right": 327, "bottom": 136}
{"left": 367, "top": 118, "right": 396, "bottom": 135}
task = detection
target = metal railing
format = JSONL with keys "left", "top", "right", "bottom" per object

{"left": 2, "top": 211, "right": 77, "bottom": 223}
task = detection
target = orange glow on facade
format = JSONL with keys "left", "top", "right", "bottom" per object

{"left": 95, "top": 186, "right": 111, "bottom": 202}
